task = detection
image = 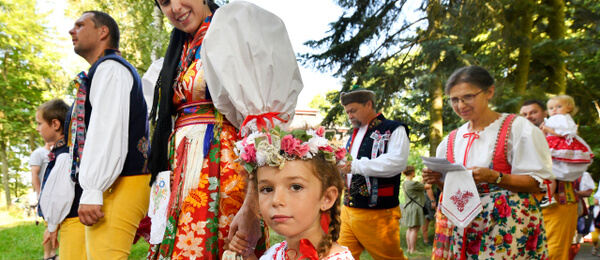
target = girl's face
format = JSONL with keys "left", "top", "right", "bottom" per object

{"left": 447, "top": 82, "right": 494, "bottom": 122}
{"left": 158, "top": 0, "right": 210, "bottom": 34}
{"left": 257, "top": 160, "right": 337, "bottom": 242}
{"left": 547, "top": 99, "right": 571, "bottom": 116}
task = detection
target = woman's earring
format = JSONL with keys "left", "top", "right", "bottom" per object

{"left": 203, "top": 0, "right": 206, "bottom": 4}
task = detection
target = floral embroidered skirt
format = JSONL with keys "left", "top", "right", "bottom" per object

{"left": 432, "top": 190, "right": 548, "bottom": 260}
{"left": 148, "top": 123, "right": 267, "bottom": 259}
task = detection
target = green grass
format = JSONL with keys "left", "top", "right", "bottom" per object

{"left": 0, "top": 210, "right": 150, "bottom": 260}
{"left": 0, "top": 206, "right": 434, "bottom": 259}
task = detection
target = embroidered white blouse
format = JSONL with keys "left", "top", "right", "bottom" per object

{"left": 435, "top": 114, "right": 554, "bottom": 189}
{"left": 260, "top": 242, "right": 354, "bottom": 260}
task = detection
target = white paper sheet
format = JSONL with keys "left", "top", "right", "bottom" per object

{"left": 420, "top": 156, "right": 467, "bottom": 175}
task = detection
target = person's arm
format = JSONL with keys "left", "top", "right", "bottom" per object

{"left": 577, "top": 189, "right": 594, "bottom": 198}
{"left": 426, "top": 185, "right": 436, "bottom": 209}
{"left": 351, "top": 126, "right": 410, "bottom": 177}
{"left": 578, "top": 172, "right": 596, "bottom": 198}
{"left": 30, "top": 150, "right": 44, "bottom": 195}
{"left": 228, "top": 178, "right": 262, "bottom": 257}
{"left": 39, "top": 153, "right": 75, "bottom": 233}
{"left": 31, "top": 165, "right": 41, "bottom": 195}
{"left": 78, "top": 61, "right": 132, "bottom": 225}
{"left": 471, "top": 167, "right": 543, "bottom": 193}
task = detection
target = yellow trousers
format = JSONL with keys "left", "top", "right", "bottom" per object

{"left": 543, "top": 202, "right": 578, "bottom": 260}
{"left": 59, "top": 217, "right": 87, "bottom": 259}
{"left": 338, "top": 206, "right": 407, "bottom": 260}
{"left": 85, "top": 174, "right": 150, "bottom": 260}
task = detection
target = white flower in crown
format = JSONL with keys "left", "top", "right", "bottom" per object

{"left": 235, "top": 126, "right": 350, "bottom": 173}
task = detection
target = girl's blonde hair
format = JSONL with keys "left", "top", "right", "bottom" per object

{"left": 549, "top": 95, "right": 578, "bottom": 116}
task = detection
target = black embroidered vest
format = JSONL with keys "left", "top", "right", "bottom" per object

{"left": 344, "top": 114, "right": 409, "bottom": 209}
{"left": 65, "top": 50, "right": 150, "bottom": 178}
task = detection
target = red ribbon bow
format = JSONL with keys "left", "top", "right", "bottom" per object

{"left": 298, "top": 239, "right": 319, "bottom": 260}
{"left": 240, "top": 112, "right": 290, "bottom": 134}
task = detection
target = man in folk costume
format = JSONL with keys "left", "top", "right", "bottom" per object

{"left": 338, "top": 88, "right": 410, "bottom": 260}
{"left": 68, "top": 11, "right": 151, "bottom": 259}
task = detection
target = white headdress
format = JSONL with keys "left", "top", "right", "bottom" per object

{"left": 201, "top": 1, "right": 303, "bottom": 136}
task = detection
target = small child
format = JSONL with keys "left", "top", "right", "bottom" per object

{"left": 539, "top": 95, "right": 594, "bottom": 207}
{"left": 36, "top": 99, "right": 87, "bottom": 259}
{"left": 33, "top": 99, "right": 69, "bottom": 260}
{"left": 224, "top": 127, "right": 354, "bottom": 260}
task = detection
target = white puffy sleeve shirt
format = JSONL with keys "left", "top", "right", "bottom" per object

{"left": 435, "top": 114, "right": 554, "bottom": 189}
{"left": 79, "top": 60, "right": 132, "bottom": 205}
{"left": 350, "top": 125, "right": 410, "bottom": 178}
{"left": 39, "top": 153, "right": 74, "bottom": 232}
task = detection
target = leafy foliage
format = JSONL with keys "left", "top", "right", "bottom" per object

{"left": 305, "top": 0, "right": 600, "bottom": 178}
{"left": 66, "top": 0, "right": 171, "bottom": 74}
{"left": 0, "top": 0, "right": 64, "bottom": 204}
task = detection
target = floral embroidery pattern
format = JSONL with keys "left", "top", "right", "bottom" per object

{"left": 450, "top": 189, "right": 475, "bottom": 212}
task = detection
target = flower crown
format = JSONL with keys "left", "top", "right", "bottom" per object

{"left": 235, "top": 126, "right": 350, "bottom": 173}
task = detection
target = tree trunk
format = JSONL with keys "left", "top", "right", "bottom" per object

{"left": 151, "top": 5, "right": 164, "bottom": 61}
{"left": 514, "top": 0, "right": 533, "bottom": 109}
{"left": 429, "top": 78, "right": 443, "bottom": 157}
{"left": 426, "top": 0, "right": 444, "bottom": 156}
{"left": 1, "top": 142, "right": 10, "bottom": 208}
{"left": 546, "top": 0, "right": 566, "bottom": 94}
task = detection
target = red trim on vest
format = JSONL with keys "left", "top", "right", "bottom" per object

{"left": 491, "top": 114, "right": 517, "bottom": 174}
{"left": 447, "top": 129, "right": 458, "bottom": 163}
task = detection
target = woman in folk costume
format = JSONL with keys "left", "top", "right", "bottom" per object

{"left": 146, "top": 1, "right": 302, "bottom": 259}
{"left": 422, "top": 66, "right": 554, "bottom": 259}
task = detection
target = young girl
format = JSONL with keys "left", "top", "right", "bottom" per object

{"left": 540, "top": 95, "right": 594, "bottom": 207}
{"left": 224, "top": 127, "right": 354, "bottom": 260}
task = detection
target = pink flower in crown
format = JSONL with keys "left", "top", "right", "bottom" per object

{"left": 241, "top": 143, "right": 256, "bottom": 163}
{"left": 335, "top": 147, "right": 347, "bottom": 160}
{"left": 281, "top": 135, "right": 301, "bottom": 156}
{"left": 316, "top": 126, "right": 325, "bottom": 137}
{"left": 320, "top": 145, "right": 334, "bottom": 153}
{"left": 294, "top": 144, "right": 310, "bottom": 158}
